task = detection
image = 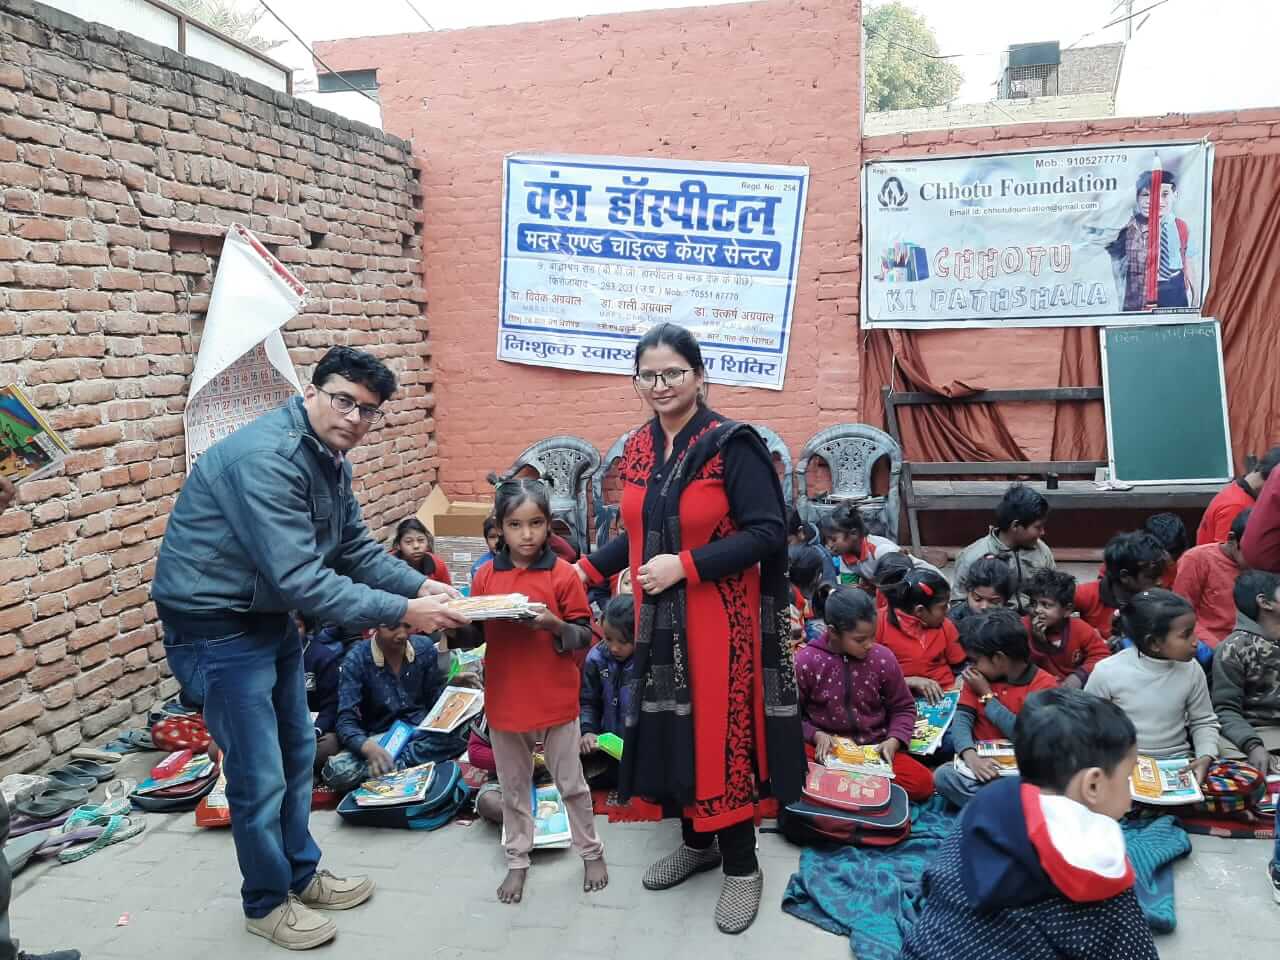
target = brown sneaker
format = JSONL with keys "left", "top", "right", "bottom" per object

{"left": 298, "top": 869, "right": 375, "bottom": 910}
{"left": 245, "top": 895, "right": 337, "bottom": 950}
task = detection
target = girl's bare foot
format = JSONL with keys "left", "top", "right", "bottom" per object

{"left": 584, "top": 857, "right": 609, "bottom": 893}
{"left": 498, "top": 868, "right": 528, "bottom": 904}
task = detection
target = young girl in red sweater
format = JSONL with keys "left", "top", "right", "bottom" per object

{"left": 390, "top": 517, "right": 453, "bottom": 585}
{"left": 876, "top": 564, "right": 965, "bottom": 705}
{"left": 452, "top": 479, "right": 607, "bottom": 904}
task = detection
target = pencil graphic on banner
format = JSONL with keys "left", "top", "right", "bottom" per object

{"left": 1144, "top": 153, "right": 1163, "bottom": 310}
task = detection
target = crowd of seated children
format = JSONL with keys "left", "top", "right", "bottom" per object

{"left": 1174, "top": 509, "right": 1251, "bottom": 648}
{"left": 1075, "top": 531, "right": 1168, "bottom": 640}
{"left": 788, "top": 507, "right": 838, "bottom": 583}
{"left": 1024, "top": 569, "right": 1110, "bottom": 689}
{"left": 953, "top": 485, "right": 1055, "bottom": 613}
{"left": 1198, "top": 446, "right": 1280, "bottom": 546}
{"left": 1144, "top": 513, "right": 1189, "bottom": 589}
{"left": 390, "top": 516, "right": 453, "bottom": 585}
{"left": 823, "top": 501, "right": 899, "bottom": 590}
{"left": 875, "top": 563, "right": 965, "bottom": 706}
{"left": 1212, "top": 569, "right": 1280, "bottom": 774}
{"left": 903, "top": 689, "right": 1158, "bottom": 960}
{"left": 1085, "top": 590, "right": 1219, "bottom": 785}
{"left": 579, "top": 594, "right": 636, "bottom": 789}
{"left": 795, "top": 586, "right": 934, "bottom": 802}
{"left": 935, "top": 609, "right": 1058, "bottom": 808}
{"left": 948, "top": 556, "right": 1014, "bottom": 644}
{"left": 324, "top": 621, "right": 476, "bottom": 793}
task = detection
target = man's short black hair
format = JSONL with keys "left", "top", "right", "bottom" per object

{"left": 1026, "top": 568, "right": 1077, "bottom": 609}
{"left": 1260, "top": 446, "right": 1280, "bottom": 480}
{"left": 1144, "top": 512, "right": 1189, "bottom": 559}
{"left": 1015, "top": 688, "right": 1136, "bottom": 792}
{"left": 1103, "top": 531, "right": 1167, "bottom": 581}
{"left": 1229, "top": 508, "right": 1252, "bottom": 544}
{"left": 994, "top": 484, "right": 1049, "bottom": 532}
{"left": 961, "top": 607, "right": 1029, "bottom": 661}
{"left": 1234, "top": 568, "right": 1280, "bottom": 621}
{"left": 312, "top": 346, "right": 397, "bottom": 404}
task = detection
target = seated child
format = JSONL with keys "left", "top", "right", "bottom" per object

{"left": 469, "top": 515, "right": 501, "bottom": 580}
{"left": 1145, "top": 512, "right": 1189, "bottom": 589}
{"left": 325, "top": 621, "right": 475, "bottom": 793}
{"left": 902, "top": 688, "right": 1157, "bottom": 960}
{"left": 788, "top": 507, "right": 838, "bottom": 583}
{"left": 1075, "top": 531, "right": 1167, "bottom": 640}
{"left": 1212, "top": 569, "right": 1280, "bottom": 774}
{"left": 953, "top": 484, "right": 1055, "bottom": 613}
{"left": 788, "top": 544, "right": 827, "bottom": 644}
{"left": 949, "top": 556, "right": 1014, "bottom": 640}
{"left": 935, "top": 609, "right": 1058, "bottom": 808}
{"left": 299, "top": 613, "right": 346, "bottom": 774}
{"left": 579, "top": 594, "right": 636, "bottom": 789}
{"left": 1173, "top": 509, "right": 1250, "bottom": 648}
{"left": 1197, "top": 447, "right": 1280, "bottom": 546}
{"left": 1024, "top": 569, "right": 1109, "bottom": 689}
{"left": 794, "top": 586, "right": 934, "bottom": 802}
{"left": 823, "top": 501, "right": 899, "bottom": 590}
{"left": 876, "top": 564, "right": 965, "bottom": 705}
{"left": 391, "top": 516, "right": 453, "bottom": 584}
{"left": 1085, "top": 589, "right": 1219, "bottom": 785}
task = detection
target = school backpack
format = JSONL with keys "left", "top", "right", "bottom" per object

{"left": 1198, "top": 760, "right": 1266, "bottom": 815}
{"left": 335, "top": 759, "right": 472, "bottom": 830}
{"left": 778, "top": 763, "right": 911, "bottom": 847}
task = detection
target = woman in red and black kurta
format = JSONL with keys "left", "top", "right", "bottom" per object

{"left": 579, "top": 324, "right": 804, "bottom": 935}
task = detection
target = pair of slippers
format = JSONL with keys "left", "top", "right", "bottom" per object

{"left": 5, "top": 798, "right": 145, "bottom": 872}
{"left": 15, "top": 760, "right": 116, "bottom": 820}
{"left": 101, "top": 729, "right": 155, "bottom": 754}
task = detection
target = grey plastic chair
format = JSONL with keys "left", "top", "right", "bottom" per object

{"left": 499, "top": 436, "right": 601, "bottom": 555}
{"left": 749, "top": 423, "right": 794, "bottom": 508}
{"left": 793, "top": 424, "right": 903, "bottom": 542}
{"left": 591, "top": 429, "right": 635, "bottom": 550}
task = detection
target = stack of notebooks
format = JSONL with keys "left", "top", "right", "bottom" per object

{"left": 446, "top": 594, "right": 547, "bottom": 621}
{"left": 953, "top": 740, "right": 1019, "bottom": 780}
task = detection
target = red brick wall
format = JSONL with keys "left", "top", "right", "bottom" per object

{"left": 317, "top": 0, "right": 862, "bottom": 498}
{"left": 0, "top": 2, "right": 430, "bottom": 773}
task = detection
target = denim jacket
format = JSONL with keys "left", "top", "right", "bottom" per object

{"left": 152, "top": 395, "right": 424, "bottom": 629}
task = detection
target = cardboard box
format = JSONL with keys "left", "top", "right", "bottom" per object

{"left": 416, "top": 486, "right": 492, "bottom": 539}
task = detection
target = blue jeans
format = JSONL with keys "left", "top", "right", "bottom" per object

{"left": 163, "top": 619, "right": 321, "bottom": 918}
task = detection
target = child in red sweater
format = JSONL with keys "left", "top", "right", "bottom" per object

{"left": 876, "top": 563, "right": 965, "bottom": 705}
{"left": 1025, "top": 569, "right": 1110, "bottom": 689}
{"left": 452, "top": 479, "right": 607, "bottom": 904}
{"left": 1075, "top": 532, "right": 1167, "bottom": 640}
{"left": 390, "top": 517, "right": 453, "bottom": 585}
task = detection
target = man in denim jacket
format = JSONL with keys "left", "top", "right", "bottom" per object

{"left": 153, "top": 347, "right": 468, "bottom": 950}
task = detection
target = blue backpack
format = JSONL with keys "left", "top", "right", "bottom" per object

{"left": 335, "top": 760, "right": 472, "bottom": 830}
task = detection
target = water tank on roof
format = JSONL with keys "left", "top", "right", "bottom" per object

{"left": 1007, "top": 41, "right": 1061, "bottom": 68}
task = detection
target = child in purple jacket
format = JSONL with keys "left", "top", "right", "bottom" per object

{"left": 795, "top": 586, "right": 935, "bottom": 802}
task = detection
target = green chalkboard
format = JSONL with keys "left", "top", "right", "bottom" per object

{"left": 1101, "top": 321, "right": 1232, "bottom": 485}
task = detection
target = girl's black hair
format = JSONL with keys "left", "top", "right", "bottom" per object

{"left": 492, "top": 479, "right": 553, "bottom": 551}
{"left": 787, "top": 544, "right": 825, "bottom": 591}
{"left": 1229, "top": 508, "right": 1252, "bottom": 544}
{"left": 482, "top": 515, "right": 500, "bottom": 538}
{"left": 392, "top": 516, "right": 432, "bottom": 550}
{"left": 1144, "top": 512, "right": 1190, "bottom": 560}
{"left": 1117, "top": 588, "right": 1194, "bottom": 655}
{"left": 962, "top": 555, "right": 1014, "bottom": 600}
{"left": 634, "top": 323, "right": 705, "bottom": 375}
{"left": 787, "top": 507, "right": 816, "bottom": 542}
{"left": 602, "top": 593, "right": 636, "bottom": 644}
{"left": 826, "top": 501, "right": 867, "bottom": 538}
{"left": 811, "top": 582, "right": 835, "bottom": 621}
{"left": 962, "top": 607, "right": 1030, "bottom": 661}
{"left": 879, "top": 560, "right": 950, "bottom": 627}
{"left": 823, "top": 585, "right": 878, "bottom": 635}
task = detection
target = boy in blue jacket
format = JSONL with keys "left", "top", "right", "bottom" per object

{"left": 579, "top": 594, "right": 636, "bottom": 788}
{"left": 902, "top": 688, "right": 1158, "bottom": 960}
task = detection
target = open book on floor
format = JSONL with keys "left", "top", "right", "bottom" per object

{"left": 501, "top": 783, "right": 572, "bottom": 849}
{"left": 1130, "top": 755, "right": 1204, "bottom": 805}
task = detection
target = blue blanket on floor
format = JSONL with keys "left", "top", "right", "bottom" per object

{"left": 781, "top": 802, "right": 1192, "bottom": 959}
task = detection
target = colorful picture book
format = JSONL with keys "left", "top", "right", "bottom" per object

{"left": 419, "top": 686, "right": 484, "bottom": 734}
{"left": 501, "top": 783, "right": 572, "bottom": 849}
{"left": 447, "top": 594, "right": 547, "bottom": 621}
{"left": 953, "top": 740, "right": 1019, "bottom": 780}
{"left": 802, "top": 762, "right": 891, "bottom": 813}
{"left": 0, "top": 384, "right": 69, "bottom": 483}
{"left": 909, "top": 689, "right": 961, "bottom": 755}
{"left": 1130, "top": 755, "right": 1204, "bottom": 805}
{"left": 135, "top": 754, "right": 216, "bottom": 795}
{"left": 352, "top": 762, "right": 437, "bottom": 807}
{"left": 824, "top": 738, "right": 895, "bottom": 779}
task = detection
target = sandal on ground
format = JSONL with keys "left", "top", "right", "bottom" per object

{"left": 9, "top": 810, "right": 70, "bottom": 837}
{"left": 45, "top": 769, "right": 97, "bottom": 791}
{"left": 102, "top": 730, "right": 155, "bottom": 754}
{"left": 105, "top": 778, "right": 137, "bottom": 802}
{"left": 70, "top": 748, "right": 123, "bottom": 764}
{"left": 62, "top": 759, "right": 115, "bottom": 783}
{"left": 62, "top": 798, "right": 131, "bottom": 831}
{"left": 14, "top": 788, "right": 90, "bottom": 820}
{"left": 714, "top": 870, "right": 764, "bottom": 935}
{"left": 642, "top": 841, "right": 723, "bottom": 891}
{"left": 56, "top": 814, "right": 145, "bottom": 864}
{"left": 34, "top": 826, "right": 105, "bottom": 858}
{"left": 4, "top": 830, "right": 52, "bottom": 875}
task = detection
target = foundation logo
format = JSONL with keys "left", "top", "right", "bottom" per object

{"left": 877, "top": 176, "right": 908, "bottom": 209}
{"left": 876, "top": 242, "right": 929, "bottom": 283}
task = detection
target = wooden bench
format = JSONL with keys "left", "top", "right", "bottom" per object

{"left": 882, "top": 387, "right": 1222, "bottom": 548}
